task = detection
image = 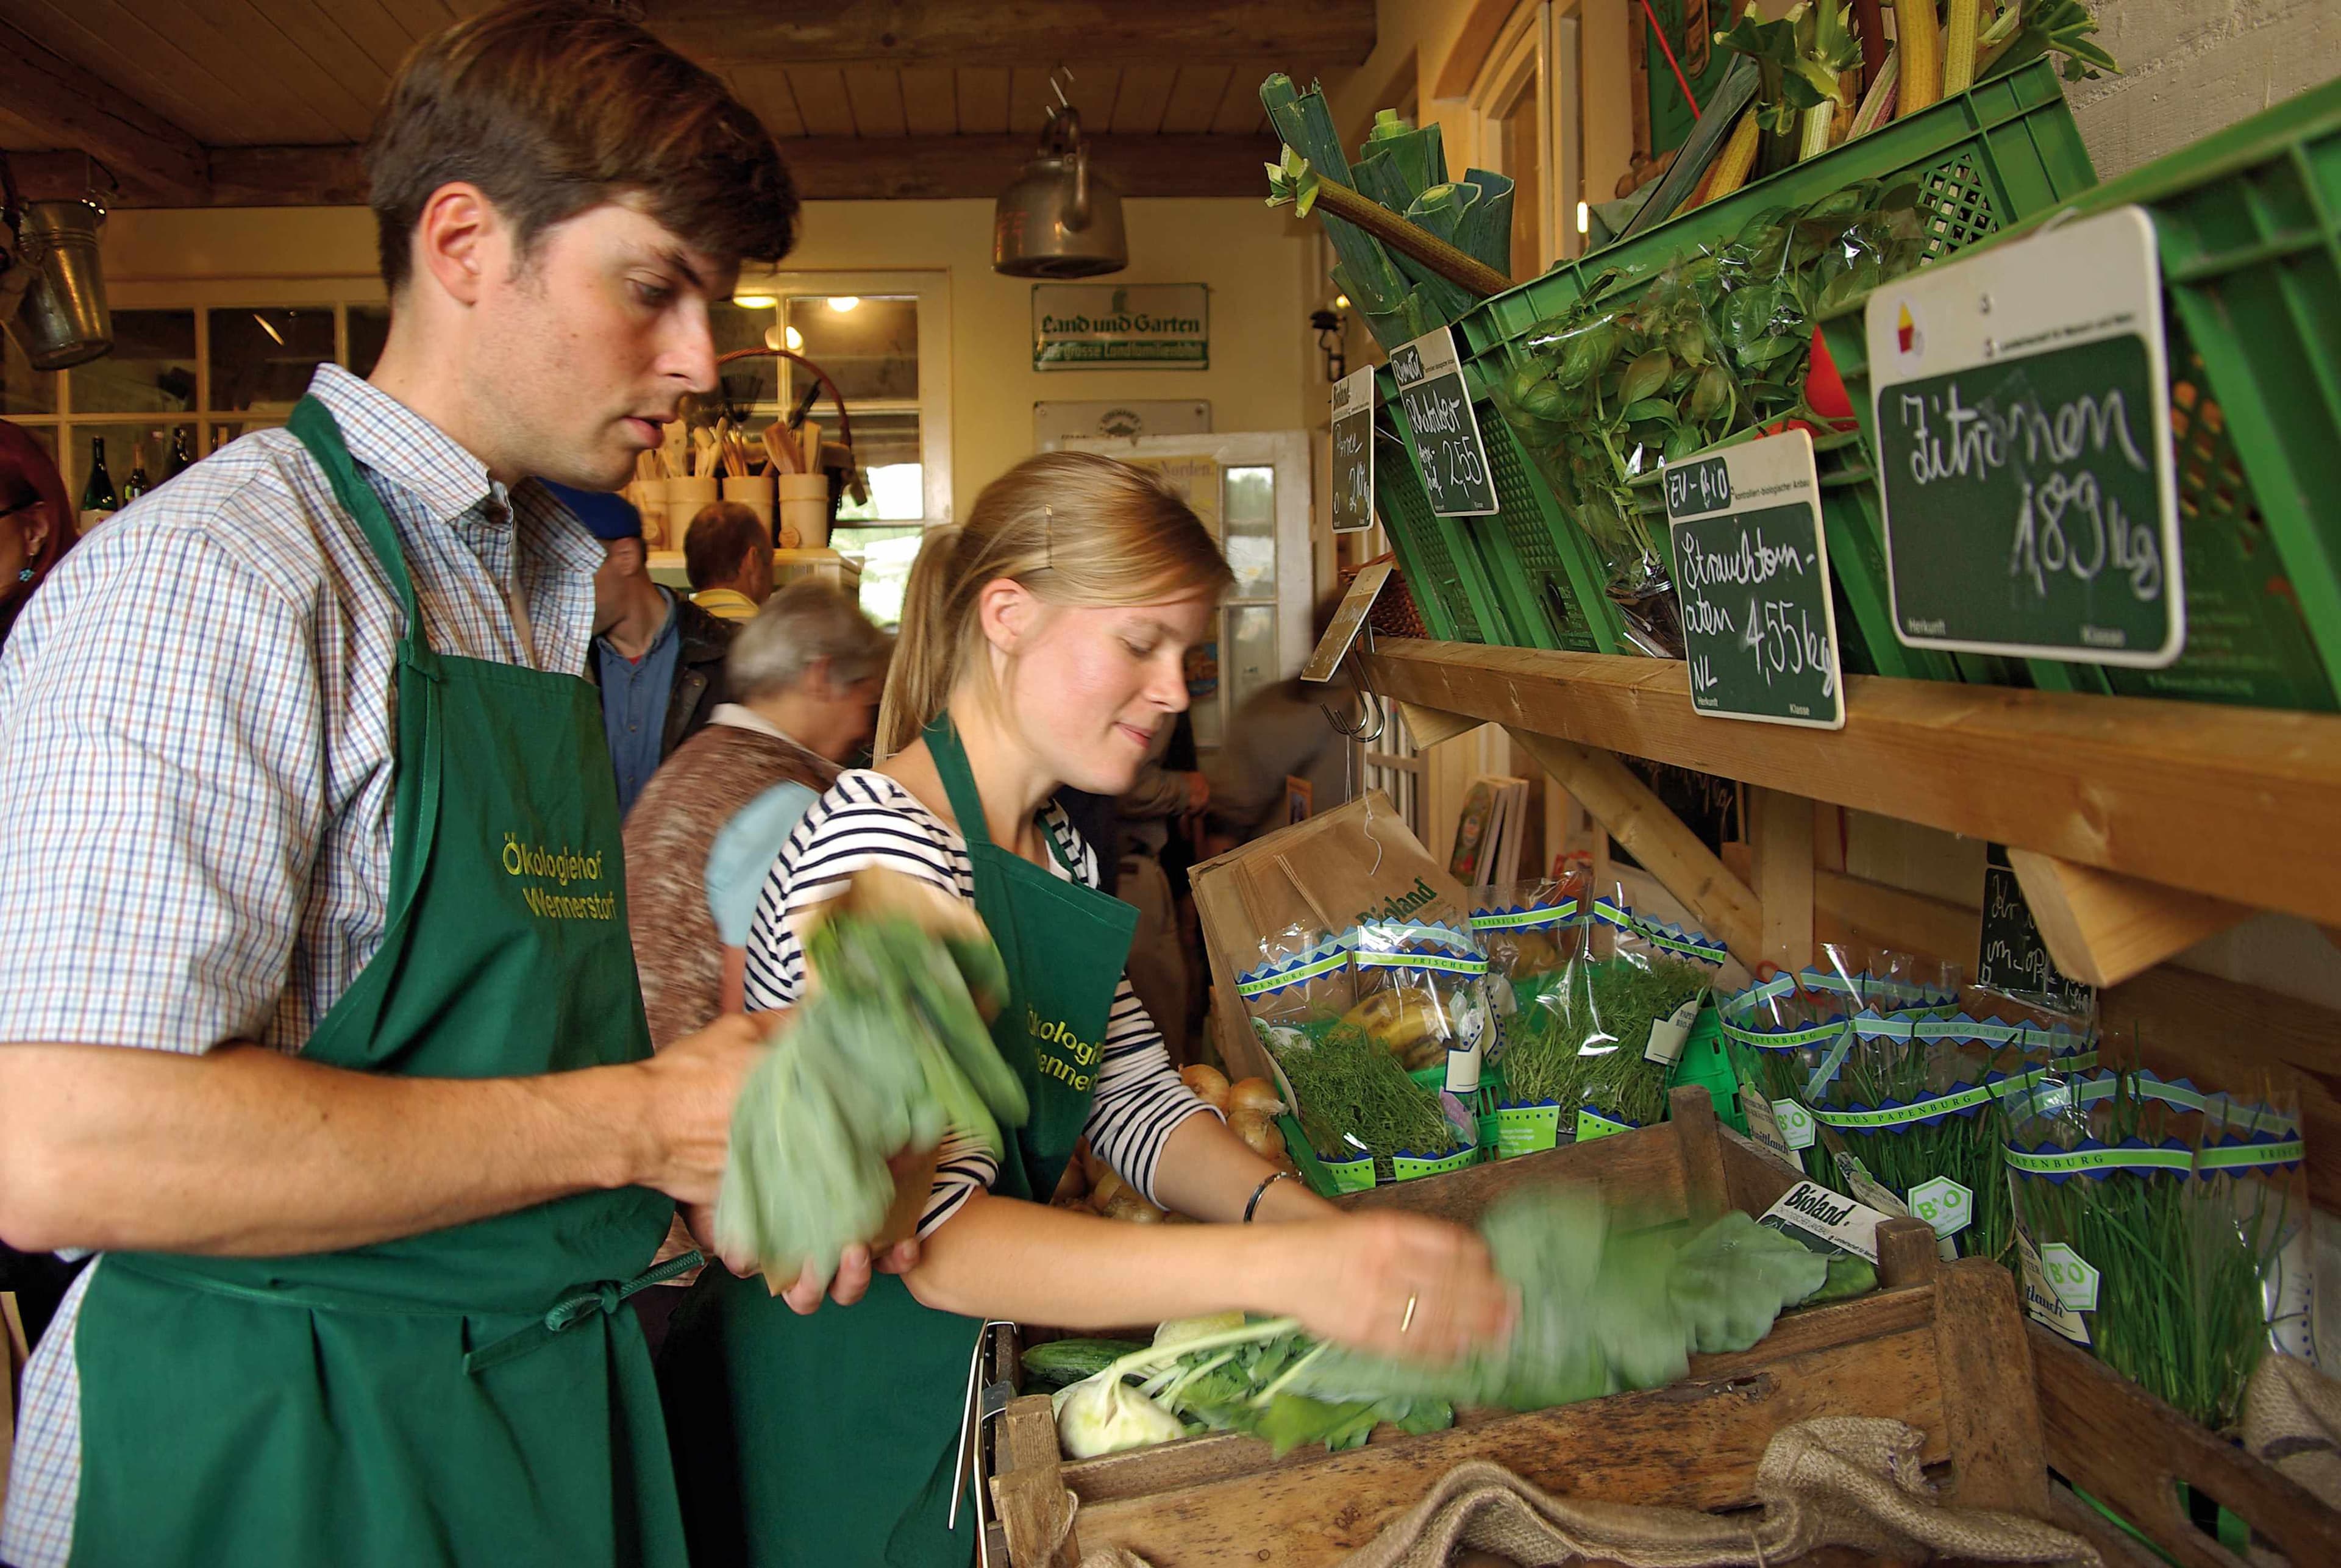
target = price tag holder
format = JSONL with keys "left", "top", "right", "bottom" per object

{"left": 1663, "top": 429, "right": 1845, "bottom": 729}
{"left": 1978, "top": 843, "right": 2095, "bottom": 1014}
{"left": 1330, "top": 366, "right": 1377, "bottom": 534}
{"left": 1300, "top": 560, "right": 1393, "bottom": 683}
{"left": 1391, "top": 327, "right": 1498, "bottom": 518}
{"left": 1868, "top": 206, "right": 2182, "bottom": 666}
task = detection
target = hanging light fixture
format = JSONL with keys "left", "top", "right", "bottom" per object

{"left": 992, "top": 67, "right": 1127, "bottom": 279}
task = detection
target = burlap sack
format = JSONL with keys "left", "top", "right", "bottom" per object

{"left": 2241, "top": 1353, "right": 2341, "bottom": 1508}
{"left": 1072, "top": 1418, "right": 2097, "bottom": 1568}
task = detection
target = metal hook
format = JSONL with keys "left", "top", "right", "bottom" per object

{"left": 1049, "top": 65, "right": 1075, "bottom": 109}
{"left": 1320, "top": 624, "right": 1387, "bottom": 745}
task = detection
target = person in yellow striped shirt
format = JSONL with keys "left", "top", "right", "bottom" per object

{"left": 683, "top": 500, "right": 772, "bottom": 622}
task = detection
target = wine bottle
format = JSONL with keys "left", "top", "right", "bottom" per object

{"left": 80, "top": 437, "right": 118, "bottom": 516}
{"left": 165, "top": 426, "right": 195, "bottom": 478}
{"left": 121, "top": 434, "right": 150, "bottom": 504}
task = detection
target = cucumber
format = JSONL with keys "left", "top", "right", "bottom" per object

{"left": 1020, "top": 1338, "right": 1150, "bottom": 1390}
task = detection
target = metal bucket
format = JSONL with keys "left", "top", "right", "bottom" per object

{"left": 10, "top": 200, "right": 111, "bottom": 371}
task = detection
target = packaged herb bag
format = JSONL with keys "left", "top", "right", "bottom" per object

{"left": 1718, "top": 946, "right": 1959, "bottom": 1183}
{"left": 1807, "top": 983, "right": 2093, "bottom": 1267}
{"left": 1349, "top": 921, "right": 1497, "bottom": 1092}
{"left": 1238, "top": 938, "right": 1475, "bottom": 1194}
{"left": 1497, "top": 896, "right": 1726, "bottom": 1150}
{"left": 2006, "top": 1053, "right": 2309, "bottom": 1431}
{"left": 1471, "top": 878, "right": 1588, "bottom": 1157}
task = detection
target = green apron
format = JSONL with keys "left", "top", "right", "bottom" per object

{"left": 661, "top": 714, "right": 1138, "bottom": 1567}
{"left": 64, "top": 396, "right": 688, "bottom": 1567}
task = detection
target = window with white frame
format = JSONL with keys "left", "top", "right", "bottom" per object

{"left": 1469, "top": 1, "right": 1585, "bottom": 276}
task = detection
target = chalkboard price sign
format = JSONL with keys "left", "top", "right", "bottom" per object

{"left": 1330, "top": 366, "right": 1376, "bottom": 534}
{"left": 1868, "top": 206, "right": 2182, "bottom": 668}
{"left": 1664, "top": 428, "right": 1845, "bottom": 729}
{"left": 1391, "top": 327, "right": 1499, "bottom": 517}
{"left": 1978, "top": 844, "right": 2094, "bottom": 1015}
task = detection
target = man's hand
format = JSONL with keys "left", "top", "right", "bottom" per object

{"left": 632, "top": 1013, "right": 776, "bottom": 1205}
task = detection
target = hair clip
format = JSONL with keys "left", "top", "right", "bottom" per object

{"left": 1042, "top": 504, "right": 1054, "bottom": 569}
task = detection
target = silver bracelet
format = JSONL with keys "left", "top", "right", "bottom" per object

{"left": 1244, "top": 1169, "right": 1297, "bottom": 1223}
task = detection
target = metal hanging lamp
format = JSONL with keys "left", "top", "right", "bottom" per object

{"left": 992, "top": 68, "right": 1127, "bottom": 279}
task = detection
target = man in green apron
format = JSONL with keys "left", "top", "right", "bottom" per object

{"left": 0, "top": 9, "right": 804, "bottom": 1565}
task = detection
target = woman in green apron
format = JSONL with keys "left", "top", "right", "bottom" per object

{"left": 659, "top": 452, "right": 1513, "bottom": 1567}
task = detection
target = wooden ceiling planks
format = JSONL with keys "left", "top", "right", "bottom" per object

{"left": 0, "top": 0, "right": 310, "bottom": 146}
{"left": 724, "top": 66, "right": 808, "bottom": 140}
{"left": 1208, "top": 60, "right": 1280, "bottom": 135}
{"left": 1158, "top": 64, "right": 1236, "bottom": 134}
{"left": 840, "top": 66, "right": 908, "bottom": 136}
{"left": 954, "top": 66, "right": 1011, "bottom": 135}
{"left": 1108, "top": 65, "right": 1177, "bottom": 136}
{"left": 896, "top": 66, "right": 957, "bottom": 137}
{"left": 232, "top": 0, "right": 397, "bottom": 128}
{"left": 786, "top": 66, "right": 858, "bottom": 138}
{"left": 169, "top": 0, "right": 380, "bottom": 141}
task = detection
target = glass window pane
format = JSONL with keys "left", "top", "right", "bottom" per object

{"left": 707, "top": 301, "right": 783, "bottom": 419}
{"left": 832, "top": 410, "right": 922, "bottom": 524}
{"left": 347, "top": 305, "right": 391, "bottom": 377}
{"left": 1186, "top": 637, "right": 1223, "bottom": 749}
{"left": 1222, "top": 465, "right": 1275, "bottom": 598}
{"left": 69, "top": 309, "right": 196, "bottom": 414}
{"left": 783, "top": 296, "right": 916, "bottom": 404}
{"left": 2, "top": 329, "right": 58, "bottom": 415}
{"left": 210, "top": 307, "right": 334, "bottom": 416}
{"left": 830, "top": 524, "right": 925, "bottom": 629}
{"left": 1228, "top": 604, "right": 1280, "bottom": 711}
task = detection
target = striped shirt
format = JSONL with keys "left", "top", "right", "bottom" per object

{"left": 0, "top": 363, "right": 605, "bottom": 1568}
{"left": 743, "top": 771, "right": 1211, "bottom": 1228}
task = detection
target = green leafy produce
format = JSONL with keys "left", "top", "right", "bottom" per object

{"left": 1021, "top": 1338, "right": 1152, "bottom": 1391}
{"left": 1257, "top": 1017, "right": 1467, "bottom": 1180}
{"left": 1503, "top": 954, "right": 1712, "bottom": 1127}
{"left": 1493, "top": 178, "right": 1928, "bottom": 621}
{"left": 1050, "top": 1185, "right": 1837, "bottom": 1462}
{"left": 716, "top": 906, "right": 1027, "bottom": 1280}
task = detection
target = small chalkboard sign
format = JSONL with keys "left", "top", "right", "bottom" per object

{"left": 1978, "top": 844, "right": 2095, "bottom": 1015}
{"left": 1868, "top": 206, "right": 2182, "bottom": 667}
{"left": 1391, "top": 327, "right": 1498, "bottom": 518}
{"left": 1330, "top": 366, "right": 1376, "bottom": 535}
{"left": 1663, "top": 429, "right": 1845, "bottom": 729}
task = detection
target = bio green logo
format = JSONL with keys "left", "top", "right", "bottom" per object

{"left": 1908, "top": 1175, "right": 1973, "bottom": 1238}
{"left": 2041, "top": 1243, "right": 2100, "bottom": 1311}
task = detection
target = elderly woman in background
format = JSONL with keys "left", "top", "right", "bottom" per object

{"left": 0, "top": 421, "right": 77, "bottom": 647}
{"left": 624, "top": 577, "right": 892, "bottom": 1048}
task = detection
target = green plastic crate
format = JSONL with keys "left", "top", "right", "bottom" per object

{"left": 1374, "top": 59, "right": 2095, "bottom": 661}
{"left": 1819, "top": 73, "right": 2341, "bottom": 711}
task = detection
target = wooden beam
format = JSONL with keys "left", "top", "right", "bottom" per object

{"left": 646, "top": 2, "right": 1376, "bottom": 68}
{"left": 2006, "top": 849, "right": 2252, "bottom": 989}
{"left": 12, "top": 134, "right": 1283, "bottom": 208}
{"left": 1367, "top": 640, "right": 2341, "bottom": 929}
{"left": 0, "top": 22, "right": 207, "bottom": 202}
{"left": 1506, "top": 729, "right": 1765, "bottom": 968}
{"left": 1751, "top": 787, "right": 1815, "bottom": 973}
{"left": 1391, "top": 700, "right": 1481, "bottom": 749}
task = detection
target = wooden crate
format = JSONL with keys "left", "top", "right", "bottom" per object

{"left": 978, "top": 1088, "right": 2045, "bottom": 1567}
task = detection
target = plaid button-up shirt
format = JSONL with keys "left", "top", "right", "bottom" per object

{"left": 0, "top": 364, "right": 608, "bottom": 1568}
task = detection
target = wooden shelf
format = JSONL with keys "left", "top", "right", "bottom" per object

{"left": 1363, "top": 639, "right": 2341, "bottom": 928}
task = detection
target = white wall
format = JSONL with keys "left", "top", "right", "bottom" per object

{"left": 2064, "top": 0, "right": 2340, "bottom": 179}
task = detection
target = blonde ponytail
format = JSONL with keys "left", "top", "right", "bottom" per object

{"left": 875, "top": 451, "right": 1233, "bottom": 759}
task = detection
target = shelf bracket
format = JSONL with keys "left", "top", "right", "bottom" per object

{"left": 1391, "top": 700, "right": 1484, "bottom": 749}
{"left": 2006, "top": 849, "right": 2253, "bottom": 990}
{"left": 1506, "top": 729, "right": 1764, "bottom": 970}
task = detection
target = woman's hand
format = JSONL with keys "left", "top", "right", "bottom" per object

{"left": 1269, "top": 1211, "right": 1514, "bottom": 1364}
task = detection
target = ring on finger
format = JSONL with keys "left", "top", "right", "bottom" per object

{"left": 1400, "top": 1292, "right": 1419, "bottom": 1335}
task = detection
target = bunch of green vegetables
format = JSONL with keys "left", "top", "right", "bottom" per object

{"left": 2007, "top": 1066, "right": 2305, "bottom": 1430}
{"left": 1044, "top": 1185, "right": 1864, "bottom": 1461}
{"left": 1260, "top": 76, "right": 1514, "bottom": 352}
{"left": 714, "top": 908, "right": 1025, "bottom": 1278}
{"left": 1493, "top": 179, "right": 1928, "bottom": 627}
{"left": 1255, "top": 1016, "right": 1469, "bottom": 1180}
{"left": 1498, "top": 918, "right": 1717, "bottom": 1131}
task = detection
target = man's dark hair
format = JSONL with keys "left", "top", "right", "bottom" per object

{"left": 684, "top": 501, "right": 769, "bottom": 591}
{"left": 365, "top": 2, "right": 797, "bottom": 292}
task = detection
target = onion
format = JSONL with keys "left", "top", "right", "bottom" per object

{"left": 1227, "top": 1107, "right": 1288, "bottom": 1162}
{"left": 1227, "top": 1077, "right": 1286, "bottom": 1117}
{"left": 1179, "top": 1063, "right": 1231, "bottom": 1111}
{"left": 1091, "top": 1169, "right": 1128, "bottom": 1212}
